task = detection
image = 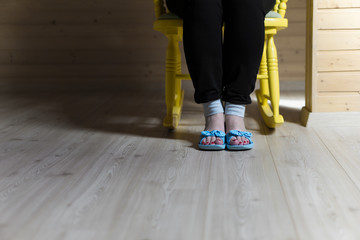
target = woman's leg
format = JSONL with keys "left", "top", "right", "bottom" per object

{"left": 222, "top": 0, "right": 266, "bottom": 145}
{"left": 165, "top": 0, "right": 189, "bottom": 18}
{"left": 181, "top": 0, "right": 225, "bottom": 146}
{"left": 182, "top": 0, "right": 223, "bottom": 104}
{"left": 222, "top": 0, "right": 265, "bottom": 105}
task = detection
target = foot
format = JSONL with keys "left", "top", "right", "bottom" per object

{"left": 201, "top": 113, "right": 225, "bottom": 146}
{"left": 225, "top": 115, "right": 250, "bottom": 145}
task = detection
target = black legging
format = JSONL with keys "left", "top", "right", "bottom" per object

{"left": 166, "top": 0, "right": 275, "bottom": 104}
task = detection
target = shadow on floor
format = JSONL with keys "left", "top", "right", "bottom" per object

{"left": 1, "top": 78, "right": 201, "bottom": 147}
{"left": 2, "top": 79, "right": 304, "bottom": 148}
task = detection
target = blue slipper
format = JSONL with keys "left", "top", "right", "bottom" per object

{"left": 198, "top": 130, "right": 226, "bottom": 150}
{"left": 226, "top": 130, "right": 254, "bottom": 150}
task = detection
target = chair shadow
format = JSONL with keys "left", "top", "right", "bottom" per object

{"left": 3, "top": 78, "right": 200, "bottom": 147}
{"left": 3, "top": 79, "right": 304, "bottom": 148}
{"left": 279, "top": 105, "right": 303, "bottom": 125}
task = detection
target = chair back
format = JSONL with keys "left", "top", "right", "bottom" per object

{"left": 273, "top": 0, "right": 288, "bottom": 18}
{"left": 154, "top": 0, "right": 166, "bottom": 19}
{"left": 153, "top": 0, "right": 288, "bottom": 19}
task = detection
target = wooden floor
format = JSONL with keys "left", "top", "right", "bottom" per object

{"left": 1, "top": 79, "right": 360, "bottom": 240}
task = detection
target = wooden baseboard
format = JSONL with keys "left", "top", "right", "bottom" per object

{"left": 301, "top": 107, "right": 360, "bottom": 127}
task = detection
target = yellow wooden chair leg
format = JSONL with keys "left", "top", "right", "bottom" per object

{"left": 256, "top": 38, "right": 269, "bottom": 106}
{"left": 163, "top": 34, "right": 184, "bottom": 129}
{"left": 256, "top": 37, "right": 274, "bottom": 126}
{"left": 266, "top": 34, "right": 284, "bottom": 128}
{"left": 175, "top": 38, "right": 184, "bottom": 111}
{"left": 256, "top": 34, "right": 284, "bottom": 128}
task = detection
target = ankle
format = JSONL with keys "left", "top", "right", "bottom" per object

{"left": 205, "top": 113, "right": 225, "bottom": 132}
{"left": 225, "top": 115, "right": 246, "bottom": 133}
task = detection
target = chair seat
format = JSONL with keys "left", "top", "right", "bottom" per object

{"left": 154, "top": 11, "right": 288, "bottom": 31}
{"left": 153, "top": 18, "right": 183, "bottom": 31}
{"left": 158, "top": 11, "right": 282, "bottom": 19}
{"left": 158, "top": 12, "right": 180, "bottom": 20}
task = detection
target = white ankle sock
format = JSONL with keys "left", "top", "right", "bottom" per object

{"left": 225, "top": 102, "right": 246, "bottom": 118}
{"left": 202, "top": 99, "right": 224, "bottom": 117}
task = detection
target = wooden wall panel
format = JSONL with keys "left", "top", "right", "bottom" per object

{"left": 0, "top": 0, "right": 165, "bottom": 82}
{"left": 317, "top": 72, "right": 360, "bottom": 92}
{"left": 0, "top": 0, "right": 305, "bottom": 84}
{"left": 276, "top": 0, "right": 306, "bottom": 82}
{"left": 317, "top": 93, "right": 360, "bottom": 112}
{"left": 318, "top": 9, "right": 360, "bottom": 29}
{"left": 318, "top": 30, "right": 360, "bottom": 51}
{"left": 0, "top": 63, "right": 165, "bottom": 78}
{"left": 305, "top": 0, "right": 360, "bottom": 113}
{"left": 318, "top": 0, "right": 360, "bottom": 9}
{"left": 317, "top": 51, "right": 360, "bottom": 72}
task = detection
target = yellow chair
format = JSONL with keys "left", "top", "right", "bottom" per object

{"left": 153, "top": 0, "right": 288, "bottom": 129}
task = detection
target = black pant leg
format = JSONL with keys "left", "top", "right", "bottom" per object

{"left": 264, "top": 0, "right": 276, "bottom": 13}
{"left": 166, "top": 0, "right": 185, "bottom": 18}
{"left": 221, "top": 0, "right": 266, "bottom": 104}
{"left": 166, "top": 0, "right": 273, "bottom": 105}
{"left": 181, "top": 0, "right": 224, "bottom": 104}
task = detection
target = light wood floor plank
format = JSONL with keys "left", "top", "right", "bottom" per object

{"left": 266, "top": 122, "right": 360, "bottom": 240}
{"left": 0, "top": 93, "right": 111, "bottom": 179}
{"left": 0, "top": 83, "right": 298, "bottom": 240}
{"left": 1, "top": 81, "right": 360, "bottom": 239}
{"left": 315, "top": 127, "right": 360, "bottom": 190}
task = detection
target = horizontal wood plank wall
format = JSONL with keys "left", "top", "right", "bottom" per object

{"left": 0, "top": 0, "right": 165, "bottom": 88}
{"left": 276, "top": 0, "right": 306, "bottom": 82}
{"left": 0, "top": 0, "right": 305, "bottom": 89}
{"left": 311, "top": 0, "right": 360, "bottom": 112}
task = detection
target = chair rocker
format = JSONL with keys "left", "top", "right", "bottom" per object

{"left": 153, "top": 0, "right": 288, "bottom": 129}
